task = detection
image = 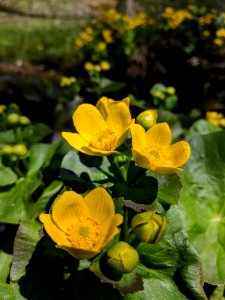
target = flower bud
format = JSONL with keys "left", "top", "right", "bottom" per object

{"left": 13, "top": 144, "right": 28, "bottom": 156}
{"left": 136, "top": 110, "right": 158, "bottom": 130}
{"left": 100, "top": 241, "right": 139, "bottom": 281}
{"left": 166, "top": 86, "right": 176, "bottom": 95}
{"left": 0, "top": 104, "right": 6, "bottom": 114}
{"left": 7, "top": 113, "right": 20, "bottom": 124}
{"left": 1, "top": 144, "right": 14, "bottom": 155}
{"left": 19, "top": 116, "right": 31, "bottom": 125}
{"left": 131, "top": 211, "right": 167, "bottom": 243}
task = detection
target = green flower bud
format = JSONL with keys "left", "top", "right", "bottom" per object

{"left": 7, "top": 113, "right": 20, "bottom": 124}
{"left": 136, "top": 110, "right": 158, "bottom": 130}
{"left": 100, "top": 241, "right": 139, "bottom": 281}
{"left": 166, "top": 86, "right": 176, "bottom": 95}
{"left": 0, "top": 104, "right": 7, "bottom": 114}
{"left": 13, "top": 144, "right": 28, "bottom": 156}
{"left": 19, "top": 116, "right": 31, "bottom": 125}
{"left": 131, "top": 211, "right": 167, "bottom": 244}
{"left": 1, "top": 144, "right": 14, "bottom": 155}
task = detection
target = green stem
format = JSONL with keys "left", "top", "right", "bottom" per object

{"left": 107, "top": 155, "right": 126, "bottom": 182}
{"left": 122, "top": 209, "right": 129, "bottom": 243}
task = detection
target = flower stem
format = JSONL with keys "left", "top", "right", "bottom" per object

{"left": 107, "top": 155, "right": 126, "bottom": 182}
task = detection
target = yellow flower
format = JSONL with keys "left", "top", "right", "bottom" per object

{"left": 203, "top": 30, "right": 210, "bottom": 37}
{"left": 131, "top": 123, "right": 190, "bottom": 174}
{"left": 100, "top": 60, "right": 110, "bottom": 70}
{"left": 60, "top": 76, "right": 77, "bottom": 87}
{"left": 214, "top": 38, "right": 224, "bottom": 46}
{"left": 84, "top": 62, "right": 95, "bottom": 71}
{"left": 206, "top": 111, "right": 224, "bottom": 126}
{"left": 39, "top": 187, "right": 123, "bottom": 260}
{"left": 62, "top": 97, "right": 133, "bottom": 156}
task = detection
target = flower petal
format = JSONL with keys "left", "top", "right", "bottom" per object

{"left": 165, "top": 141, "right": 191, "bottom": 167}
{"left": 61, "top": 132, "right": 94, "bottom": 155}
{"left": 58, "top": 245, "right": 99, "bottom": 260}
{"left": 151, "top": 165, "right": 183, "bottom": 175}
{"left": 146, "top": 123, "right": 172, "bottom": 147}
{"left": 106, "top": 101, "right": 132, "bottom": 137}
{"left": 39, "top": 213, "right": 70, "bottom": 246}
{"left": 131, "top": 124, "right": 147, "bottom": 150}
{"left": 73, "top": 104, "right": 107, "bottom": 142}
{"left": 51, "top": 191, "right": 90, "bottom": 232}
{"left": 96, "top": 97, "right": 130, "bottom": 119}
{"left": 132, "top": 148, "right": 152, "bottom": 170}
{"left": 84, "top": 187, "right": 115, "bottom": 226}
{"left": 101, "top": 214, "right": 123, "bottom": 246}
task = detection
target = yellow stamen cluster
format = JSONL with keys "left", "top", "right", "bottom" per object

{"left": 67, "top": 217, "right": 100, "bottom": 249}
{"left": 90, "top": 129, "right": 116, "bottom": 151}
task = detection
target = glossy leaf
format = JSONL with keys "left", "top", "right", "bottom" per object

{"left": 179, "top": 130, "right": 225, "bottom": 285}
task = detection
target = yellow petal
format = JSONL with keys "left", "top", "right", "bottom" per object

{"left": 101, "top": 214, "right": 123, "bottom": 246}
{"left": 132, "top": 148, "right": 152, "bottom": 170}
{"left": 131, "top": 124, "right": 147, "bottom": 150}
{"left": 58, "top": 245, "right": 99, "bottom": 260}
{"left": 61, "top": 132, "right": 94, "bottom": 155}
{"left": 165, "top": 141, "right": 191, "bottom": 167}
{"left": 94, "top": 214, "right": 123, "bottom": 251}
{"left": 51, "top": 191, "right": 90, "bottom": 232}
{"left": 146, "top": 123, "right": 172, "bottom": 147}
{"left": 106, "top": 101, "right": 132, "bottom": 137}
{"left": 84, "top": 187, "right": 115, "bottom": 226}
{"left": 86, "top": 146, "right": 119, "bottom": 156}
{"left": 73, "top": 104, "right": 107, "bottom": 142}
{"left": 96, "top": 97, "right": 130, "bottom": 119}
{"left": 96, "top": 96, "right": 114, "bottom": 118}
{"left": 151, "top": 165, "right": 183, "bottom": 175}
{"left": 39, "top": 213, "right": 70, "bottom": 246}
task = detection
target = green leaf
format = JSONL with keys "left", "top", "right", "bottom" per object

{"left": 30, "top": 180, "right": 63, "bottom": 218}
{"left": 147, "top": 171, "right": 182, "bottom": 206}
{"left": 60, "top": 151, "right": 112, "bottom": 191}
{"left": 10, "top": 221, "right": 41, "bottom": 283}
{"left": 0, "top": 175, "right": 41, "bottom": 223}
{"left": 179, "top": 130, "right": 225, "bottom": 285}
{"left": 0, "top": 282, "right": 15, "bottom": 300}
{"left": 186, "top": 119, "right": 222, "bottom": 138}
{"left": 0, "top": 161, "right": 17, "bottom": 187}
{"left": 124, "top": 265, "right": 188, "bottom": 300}
{"left": 28, "top": 143, "right": 57, "bottom": 175}
{"left": 0, "top": 251, "right": 13, "bottom": 282}
{"left": 0, "top": 143, "right": 58, "bottom": 223}
{"left": 136, "top": 206, "right": 206, "bottom": 300}
{"left": 23, "top": 123, "right": 52, "bottom": 144}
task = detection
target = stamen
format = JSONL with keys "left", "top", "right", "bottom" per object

{"left": 67, "top": 217, "right": 101, "bottom": 249}
{"left": 90, "top": 128, "right": 116, "bottom": 151}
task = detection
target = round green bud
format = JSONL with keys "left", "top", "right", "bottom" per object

{"left": 7, "top": 113, "right": 20, "bottom": 124}
{"left": 0, "top": 104, "right": 7, "bottom": 114}
{"left": 13, "top": 144, "right": 28, "bottom": 156}
{"left": 136, "top": 110, "right": 158, "bottom": 130}
{"left": 1, "top": 144, "right": 14, "bottom": 155}
{"left": 19, "top": 116, "right": 31, "bottom": 125}
{"left": 100, "top": 242, "right": 139, "bottom": 281}
{"left": 131, "top": 211, "right": 167, "bottom": 244}
{"left": 166, "top": 86, "right": 176, "bottom": 95}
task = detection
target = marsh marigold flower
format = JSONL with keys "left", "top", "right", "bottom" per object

{"left": 131, "top": 123, "right": 190, "bottom": 174}
{"left": 39, "top": 187, "right": 123, "bottom": 259}
{"left": 62, "top": 97, "right": 133, "bottom": 156}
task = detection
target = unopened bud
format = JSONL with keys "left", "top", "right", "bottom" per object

{"left": 7, "top": 113, "right": 20, "bottom": 124}
{"left": 13, "top": 144, "right": 28, "bottom": 156}
{"left": 2, "top": 144, "right": 14, "bottom": 155}
{"left": 136, "top": 110, "right": 158, "bottom": 130}
{"left": 19, "top": 116, "right": 31, "bottom": 125}
{"left": 131, "top": 211, "right": 167, "bottom": 243}
{"left": 100, "top": 241, "right": 139, "bottom": 281}
{"left": 166, "top": 86, "right": 176, "bottom": 95}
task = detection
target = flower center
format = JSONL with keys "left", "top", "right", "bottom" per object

{"left": 90, "top": 128, "right": 116, "bottom": 151}
{"left": 149, "top": 147, "right": 167, "bottom": 166}
{"left": 67, "top": 217, "right": 101, "bottom": 249}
